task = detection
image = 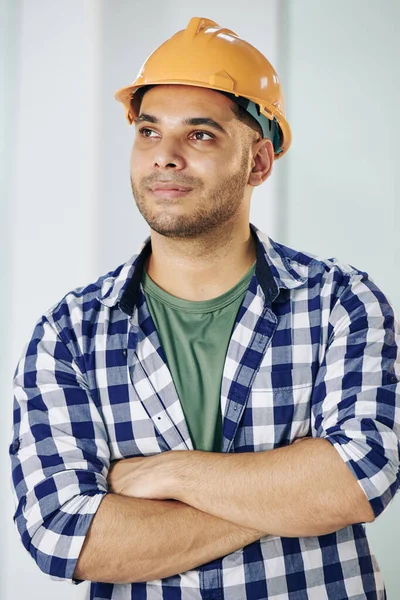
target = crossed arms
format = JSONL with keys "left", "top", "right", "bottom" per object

{"left": 73, "top": 438, "right": 374, "bottom": 584}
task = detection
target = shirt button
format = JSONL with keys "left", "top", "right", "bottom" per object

{"left": 13, "top": 438, "right": 20, "bottom": 452}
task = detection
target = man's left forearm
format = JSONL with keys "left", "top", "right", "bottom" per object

{"left": 172, "top": 438, "right": 375, "bottom": 537}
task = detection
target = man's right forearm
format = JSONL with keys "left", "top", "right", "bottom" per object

{"left": 73, "top": 493, "right": 266, "bottom": 584}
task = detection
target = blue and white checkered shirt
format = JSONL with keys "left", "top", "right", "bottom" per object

{"left": 9, "top": 224, "right": 400, "bottom": 599}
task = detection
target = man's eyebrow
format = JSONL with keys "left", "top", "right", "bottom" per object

{"left": 136, "top": 113, "right": 159, "bottom": 125}
{"left": 136, "top": 113, "right": 227, "bottom": 134}
{"left": 183, "top": 117, "right": 226, "bottom": 134}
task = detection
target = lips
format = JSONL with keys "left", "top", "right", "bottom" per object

{"left": 150, "top": 182, "right": 194, "bottom": 199}
{"left": 151, "top": 183, "right": 193, "bottom": 192}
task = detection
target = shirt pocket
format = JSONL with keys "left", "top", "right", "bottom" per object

{"left": 245, "top": 366, "right": 315, "bottom": 450}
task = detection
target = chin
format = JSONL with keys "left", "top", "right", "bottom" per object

{"left": 149, "top": 221, "right": 197, "bottom": 238}
{"left": 151, "top": 217, "right": 224, "bottom": 239}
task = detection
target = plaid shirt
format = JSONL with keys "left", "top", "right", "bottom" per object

{"left": 9, "top": 224, "right": 400, "bottom": 599}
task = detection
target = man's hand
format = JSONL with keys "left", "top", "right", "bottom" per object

{"left": 107, "top": 450, "right": 182, "bottom": 500}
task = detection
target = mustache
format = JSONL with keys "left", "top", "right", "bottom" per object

{"left": 140, "top": 173, "right": 203, "bottom": 188}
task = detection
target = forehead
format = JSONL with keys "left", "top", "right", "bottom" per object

{"left": 138, "top": 84, "right": 237, "bottom": 123}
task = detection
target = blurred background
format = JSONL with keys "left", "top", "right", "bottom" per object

{"left": 1, "top": 1, "right": 399, "bottom": 598}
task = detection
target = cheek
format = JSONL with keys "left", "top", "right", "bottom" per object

{"left": 202, "top": 150, "right": 241, "bottom": 173}
{"left": 189, "top": 156, "right": 221, "bottom": 179}
{"left": 130, "top": 149, "right": 146, "bottom": 178}
{"left": 130, "top": 144, "right": 139, "bottom": 165}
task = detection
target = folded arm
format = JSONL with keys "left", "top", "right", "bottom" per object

{"left": 111, "top": 438, "right": 374, "bottom": 538}
{"left": 74, "top": 493, "right": 265, "bottom": 584}
{"left": 170, "top": 438, "right": 375, "bottom": 536}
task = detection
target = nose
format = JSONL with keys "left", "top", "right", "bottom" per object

{"left": 153, "top": 137, "right": 186, "bottom": 171}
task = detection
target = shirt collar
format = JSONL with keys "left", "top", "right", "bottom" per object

{"left": 98, "top": 223, "right": 307, "bottom": 316}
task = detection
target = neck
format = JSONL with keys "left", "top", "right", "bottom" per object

{"left": 145, "top": 220, "right": 256, "bottom": 301}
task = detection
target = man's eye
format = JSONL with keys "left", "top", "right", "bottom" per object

{"left": 139, "top": 127, "right": 158, "bottom": 138}
{"left": 190, "top": 131, "right": 214, "bottom": 141}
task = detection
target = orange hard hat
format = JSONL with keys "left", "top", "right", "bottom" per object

{"left": 114, "top": 17, "right": 291, "bottom": 159}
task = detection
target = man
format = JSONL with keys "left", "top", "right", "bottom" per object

{"left": 9, "top": 16, "right": 400, "bottom": 600}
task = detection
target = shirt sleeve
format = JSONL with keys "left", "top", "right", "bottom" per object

{"left": 9, "top": 314, "right": 110, "bottom": 584}
{"left": 311, "top": 269, "right": 400, "bottom": 519}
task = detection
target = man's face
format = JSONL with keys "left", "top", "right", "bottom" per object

{"left": 129, "top": 84, "right": 257, "bottom": 239}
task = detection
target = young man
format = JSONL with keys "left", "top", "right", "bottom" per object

{"left": 9, "top": 17, "right": 399, "bottom": 600}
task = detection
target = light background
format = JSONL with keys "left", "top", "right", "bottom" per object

{"left": 1, "top": 1, "right": 399, "bottom": 598}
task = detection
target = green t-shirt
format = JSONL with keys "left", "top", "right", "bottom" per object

{"left": 142, "top": 261, "right": 256, "bottom": 452}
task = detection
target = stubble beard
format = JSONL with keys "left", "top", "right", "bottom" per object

{"left": 130, "top": 152, "right": 250, "bottom": 239}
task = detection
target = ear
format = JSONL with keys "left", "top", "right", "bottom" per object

{"left": 248, "top": 139, "right": 274, "bottom": 186}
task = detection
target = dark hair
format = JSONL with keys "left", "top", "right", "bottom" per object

{"left": 132, "top": 85, "right": 154, "bottom": 115}
{"left": 230, "top": 102, "right": 263, "bottom": 139}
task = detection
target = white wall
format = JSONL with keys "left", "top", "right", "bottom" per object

{"left": 1, "top": 0, "right": 17, "bottom": 597}
{"left": 1, "top": 1, "right": 399, "bottom": 598}
{"left": 280, "top": 0, "right": 400, "bottom": 309}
